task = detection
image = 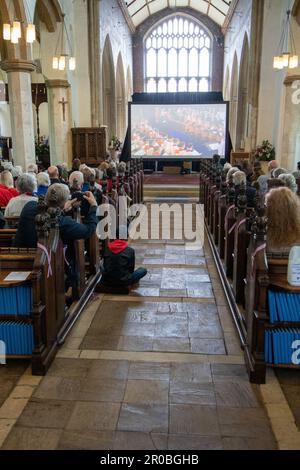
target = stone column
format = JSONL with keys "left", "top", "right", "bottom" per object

{"left": 45, "top": 79, "right": 72, "bottom": 166}
{"left": 281, "top": 75, "right": 300, "bottom": 170}
{"left": 87, "top": 0, "right": 101, "bottom": 126}
{"left": 1, "top": 59, "right": 36, "bottom": 170}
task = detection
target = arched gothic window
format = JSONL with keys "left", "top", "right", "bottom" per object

{"left": 144, "top": 15, "right": 212, "bottom": 93}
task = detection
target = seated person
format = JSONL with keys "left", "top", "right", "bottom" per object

{"left": 266, "top": 187, "right": 300, "bottom": 253}
{"left": 0, "top": 182, "right": 12, "bottom": 208}
{"left": 69, "top": 170, "right": 95, "bottom": 217}
{"left": 48, "top": 165, "right": 60, "bottom": 185}
{"left": 293, "top": 161, "right": 300, "bottom": 179}
{"left": 101, "top": 229, "right": 147, "bottom": 287}
{"left": 232, "top": 171, "right": 256, "bottom": 207}
{"left": 272, "top": 167, "right": 288, "bottom": 179}
{"left": 14, "top": 183, "right": 97, "bottom": 246}
{"left": 251, "top": 162, "right": 264, "bottom": 184}
{"left": 0, "top": 170, "right": 19, "bottom": 197}
{"left": 14, "top": 184, "right": 98, "bottom": 295}
{"left": 27, "top": 163, "right": 38, "bottom": 175}
{"left": 278, "top": 173, "right": 297, "bottom": 193}
{"left": 36, "top": 172, "right": 51, "bottom": 197}
{"left": 257, "top": 160, "right": 279, "bottom": 194}
{"left": 69, "top": 158, "right": 81, "bottom": 176}
{"left": 4, "top": 173, "right": 37, "bottom": 217}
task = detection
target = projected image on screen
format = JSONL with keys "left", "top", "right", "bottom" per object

{"left": 131, "top": 104, "right": 227, "bottom": 159}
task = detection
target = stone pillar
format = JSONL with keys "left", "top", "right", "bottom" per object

{"left": 1, "top": 59, "right": 36, "bottom": 170}
{"left": 45, "top": 79, "right": 72, "bottom": 166}
{"left": 87, "top": 0, "right": 101, "bottom": 126}
{"left": 281, "top": 75, "right": 300, "bottom": 170}
{"left": 248, "top": 0, "right": 264, "bottom": 151}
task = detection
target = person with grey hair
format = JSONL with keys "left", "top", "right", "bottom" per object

{"left": 4, "top": 173, "right": 37, "bottom": 217}
{"left": 0, "top": 170, "right": 19, "bottom": 197}
{"left": 272, "top": 167, "right": 288, "bottom": 179}
{"left": 233, "top": 170, "right": 257, "bottom": 207}
{"left": 14, "top": 183, "right": 98, "bottom": 297}
{"left": 36, "top": 172, "right": 51, "bottom": 197}
{"left": 226, "top": 166, "right": 239, "bottom": 183}
{"left": 27, "top": 163, "right": 38, "bottom": 174}
{"left": 278, "top": 173, "right": 298, "bottom": 193}
{"left": 69, "top": 170, "right": 84, "bottom": 191}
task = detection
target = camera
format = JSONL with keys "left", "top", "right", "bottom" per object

{"left": 72, "top": 191, "right": 85, "bottom": 202}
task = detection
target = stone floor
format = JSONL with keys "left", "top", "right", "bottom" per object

{"left": 0, "top": 223, "right": 278, "bottom": 450}
{"left": 276, "top": 370, "right": 300, "bottom": 431}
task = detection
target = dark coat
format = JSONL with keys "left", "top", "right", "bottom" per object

{"left": 13, "top": 201, "right": 98, "bottom": 249}
{"left": 102, "top": 240, "right": 135, "bottom": 286}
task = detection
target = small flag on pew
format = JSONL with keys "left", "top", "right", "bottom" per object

{"left": 0, "top": 286, "right": 32, "bottom": 316}
{"left": 265, "top": 328, "right": 300, "bottom": 365}
{"left": 268, "top": 290, "right": 300, "bottom": 323}
{"left": 0, "top": 321, "right": 34, "bottom": 355}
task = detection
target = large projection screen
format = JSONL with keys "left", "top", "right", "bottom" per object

{"left": 130, "top": 103, "right": 228, "bottom": 159}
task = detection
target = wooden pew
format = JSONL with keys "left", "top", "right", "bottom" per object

{"left": 231, "top": 185, "right": 252, "bottom": 306}
{"left": 224, "top": 184, "right": 237, "bottom": 276}
{"left": 0, "top": 207, "right": 65, "bottom": 375}
{"left": 0, "top": 229, "right": 16, "bottom": 247}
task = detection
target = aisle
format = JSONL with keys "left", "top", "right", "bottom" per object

{"left": 0, "top": 204, "right": 277, "bottom": 450}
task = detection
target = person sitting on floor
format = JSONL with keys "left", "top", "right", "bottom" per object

{"left": 100, "top": 228, "right": 147, "bottom": 288}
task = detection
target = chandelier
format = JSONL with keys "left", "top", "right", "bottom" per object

{"left": 52, "top": 14, "right": 75, "bottom": 71}
{"left": 3, "top": 0, "right": 36, "bottom": 44}
{"left": 3, "top": 21, "right": 35, "bottom": 44}
{"left": 273, "top": 10, "right": 298, "bottom": 70}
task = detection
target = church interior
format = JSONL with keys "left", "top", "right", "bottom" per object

{"left": 0, "top": 0, "right": 300, "bottom": 453}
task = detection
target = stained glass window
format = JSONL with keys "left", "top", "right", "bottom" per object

{"left": 145, "top": 15, "right": 212, "bottom": 93}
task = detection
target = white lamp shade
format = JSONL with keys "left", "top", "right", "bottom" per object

{"left": 281, "top": 53, "right": 290, "bottom": 68}
{"left": 12, "top": 21, "right": 21, "bottom": 39}
{"left": 26, "top": 24, "right": 36, "bottom": 43}
{"left": 69, "top": 57, "right": 76, "bottom": 71}
{"left": 3, "top": 23, "right": 11, "bottom": 41}
{"left": 58, "top": 55, "right": 66, "bottom": 70}
{"left": 273, "top": 56, "right": 280, "bottom": 69}
{"left": 52, "top": 57, "right": 59, "bottom": 69}
{"left": 11, "top": 30, "right": 19, "bottom": 44}
{"left": 289, "top": 55, "right": 299, "bottom": 69}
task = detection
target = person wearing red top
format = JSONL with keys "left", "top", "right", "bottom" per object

{"left": 0, "top": 170, "right": 19, "bottom": 198}
{"left": 0, "top": 185, "right": 12, "bottom": 207}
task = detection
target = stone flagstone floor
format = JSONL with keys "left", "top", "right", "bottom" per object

{"left": 0, "top": 225, "right": 279, "bottom": 450}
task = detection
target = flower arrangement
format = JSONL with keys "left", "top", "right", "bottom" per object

{"left": 254, "top": 140, "right": 276, "bottom": 162}
{"left": 109, "top": 136, "right": 122, "bottom": 151}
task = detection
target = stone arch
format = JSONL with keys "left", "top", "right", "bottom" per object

{"left": 0, "top": 0, "right": 29, "bottom": 60}
{"left": 102, "top": 34, "right": 116, "bottom": 139}
{"left": 35, "top": 0, "right": 63, "bottom": 33}
{"left": 229, "top": 52, "right": 239, "bottom": 150}
{"left": 116, "top": 53, "right": 126, "bottom": 141}
{"left": 236, "top": 34, "right": 250, "bottom": 150}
